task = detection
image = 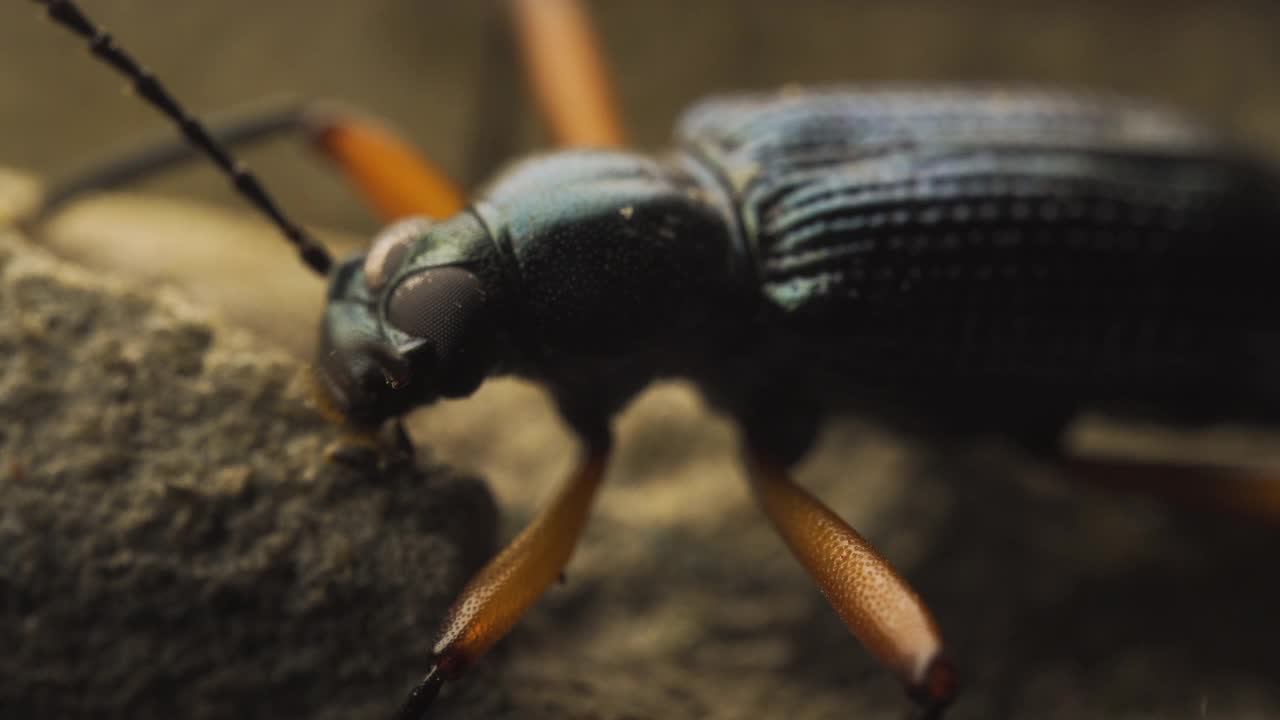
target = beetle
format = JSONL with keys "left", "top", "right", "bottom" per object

{"left": 26, "top": 1, "right": 1280, "bottom": 718}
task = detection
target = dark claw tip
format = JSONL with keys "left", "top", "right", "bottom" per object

{"left": 393, "top": 664, "right": 445, "bottom": 720}
{"left": 907, "top": 654, "right": 959, "bottom": 719}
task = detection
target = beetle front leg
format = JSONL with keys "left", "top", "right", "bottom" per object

{"left": 395, "top": 443, "right": 611, "bottom": 720}
{"left": 743, "top": 451, "right": 958, "bottom": 719}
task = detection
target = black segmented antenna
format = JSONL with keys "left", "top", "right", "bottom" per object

{"left": 33, "top": 0, "right": 334, "bottom": 276}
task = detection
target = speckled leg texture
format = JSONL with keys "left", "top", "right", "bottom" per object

{"left": 745, "top": 453, "right": 957, "bottom": 718}
{"left": 395, "top": 451, "right": 609, "bottom": 720}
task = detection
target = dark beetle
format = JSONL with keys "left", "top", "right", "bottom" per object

{"left": 316, "top": 90, "right": 1280, "bottom": 717}
{"left": 31, "top": 0, "right": 1280, "bottom": 717}
{"left": 320, "top": 89, "right": 1280, "bottom": 460}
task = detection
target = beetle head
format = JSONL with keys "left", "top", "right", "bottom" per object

{"left": 313, "top": 216, "right": 497, "bottom": 427}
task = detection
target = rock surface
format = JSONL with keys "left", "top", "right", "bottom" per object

{"left": 0, "top": 231, "right": 496, "bottom": 719}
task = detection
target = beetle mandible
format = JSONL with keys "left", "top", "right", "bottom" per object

{"left": 28, "top": 1, "right": 1280, "bottom": 719}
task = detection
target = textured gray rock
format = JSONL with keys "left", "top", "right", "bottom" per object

{"left": 0, "top": 231, "right": 496, "bottom": 719}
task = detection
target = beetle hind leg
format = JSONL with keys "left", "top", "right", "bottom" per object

{"left": 1061, "top": 456, "right": 1280, "bottom": 525}
{"left": 1025, "top": 414, "right": 1280, "bottom": 525}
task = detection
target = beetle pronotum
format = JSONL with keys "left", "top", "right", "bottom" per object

{"left": 27, "top": 1, "right": 1280, "bottom": 718}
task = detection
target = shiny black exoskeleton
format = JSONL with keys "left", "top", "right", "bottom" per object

{"left": 316, "top": 89, "right": 1280, "bottom": 459}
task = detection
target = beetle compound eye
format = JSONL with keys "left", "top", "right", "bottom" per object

{"left": 364, "top": 216, "right": 433, "bottom": 292}
{"left": 387, "top": 267, "right": 490, "bottom": 363}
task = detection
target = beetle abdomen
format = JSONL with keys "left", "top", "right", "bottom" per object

{"left": 679, "top": 89, "right": 1280, "bottom": 420}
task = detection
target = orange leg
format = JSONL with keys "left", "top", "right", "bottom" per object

{"left": 302, "top": 105, "right": 464, "bottom": 221}
{"left": 744, "top": 453, "right": 957, "bottom": 718}
{"left": 395, "top": 450, "right": 609, "bottom": 720}
{"left": 1062, "top": 457, "right": 1280, "bottom": 525}
{"left": 509, "top": 0, "right": 626, "bottom": 147}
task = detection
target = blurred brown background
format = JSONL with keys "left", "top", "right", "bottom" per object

{"left": 4, "top": 2, "right": 1280, "bottom": 719}
{"left": 4, "top": 0, "right": 1280, "bottom": 233}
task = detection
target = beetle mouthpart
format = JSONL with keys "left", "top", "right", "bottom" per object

{"left": 304, "top": 365, "right": 354, "bottom": 426}
{"left": 357, "top": 345, "right": 414, "bottom": 392}
{"left": 309, "top": 338, "right": 421, "bottom": 428}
